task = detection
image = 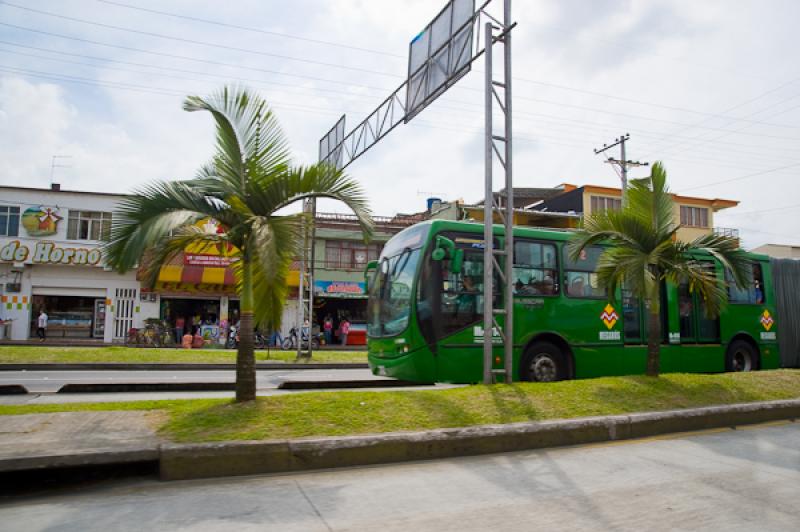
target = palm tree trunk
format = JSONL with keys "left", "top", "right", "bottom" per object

{"left": 646, "top": 309, "right": 661, "bottom": 377}
{"left": 236, "top": 260, "right": 257, "bottom": 402}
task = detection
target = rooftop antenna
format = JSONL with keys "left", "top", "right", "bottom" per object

{"left": 49, "top": 155, "right": 72, "bottom": 185}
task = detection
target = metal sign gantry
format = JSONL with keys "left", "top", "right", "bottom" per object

{"left": 311, "top": 0, "right": 515, "bottom": 383}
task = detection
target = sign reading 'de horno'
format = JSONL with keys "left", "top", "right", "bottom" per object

{"left": 0, "top": 240, "right": 102, "bottom": 266}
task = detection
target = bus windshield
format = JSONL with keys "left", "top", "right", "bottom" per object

{"left": 367, "top": 224, "right": 429, "bottom": 337}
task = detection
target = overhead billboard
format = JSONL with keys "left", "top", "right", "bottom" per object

{"left": 318, "top": 114, "right": 346, "bottom": 170}
{"left": 405, "top": 0, "right": 475, "bottom": 122}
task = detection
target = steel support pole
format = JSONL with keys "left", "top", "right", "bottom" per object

{"left": 307, "top": 198, "right": 317, "bottom": 357}
{"left": 620, "top": 134, "right": 628, "bottom": 207}
{"left": 296, "top": 236, "right": 305, "bottom": 360}
{"left": 482, "top": 21, "right": 494, "bottom": 385}
{"left": 502, "top": 0, "right": 514, "bottom": 384}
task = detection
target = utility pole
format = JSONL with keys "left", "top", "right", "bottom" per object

{"left": 593, "top": 134, "right": 648, "bottom": 206}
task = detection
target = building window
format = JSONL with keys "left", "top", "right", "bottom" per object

{"left": 680, "top": 206, "right": 709, "bottom": 228}
{"left": 67, "top": 210, "right": 112, "bottom": 241}
{"left": 325, "top": 240, "right": 382, "bottom": 270}
{"left": 0, "top": 206, "right": 20, "bottom": 237}
{"left": 590, "top": 196, "right": 621, "bottom": 213}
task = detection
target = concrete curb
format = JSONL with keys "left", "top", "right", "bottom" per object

{"left": 57, "top": 383, "right": 235, "bottom": 393}
{"left": 0, "top": 447, "right": 160, "bottom": 473}
{"left": 278, "top": 379, "right": 433, "bottom": 390}
{"left": 2, "top": 399, "right": 797, "bottom": 479}
{"left": 159, "top": 399, "right": 800, "bottom": 481}
{"left": 0, "top": 384, "right": 28, "bottom": 395}
{"left": 0, "top": 363, "right": 368, "bottom": 371}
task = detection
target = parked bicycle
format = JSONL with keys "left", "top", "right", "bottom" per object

{"left": 127, "top": 320, "right": 174, "bottom": 348}
{"left": 281, "top": 326, "right": 320, "bottom": 350}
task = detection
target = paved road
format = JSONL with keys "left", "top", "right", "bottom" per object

{"left": 0, "top": 368, "right": 381, "bottom": 393}
{"left": 1, "top": 422, "right": 798, "bottom": 531}
{"left": 0, "top": 369, "right": 451, "bottom": 404}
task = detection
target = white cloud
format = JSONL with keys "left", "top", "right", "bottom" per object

{"left": 0, "top": 0, "right": 798, "bottom": 247}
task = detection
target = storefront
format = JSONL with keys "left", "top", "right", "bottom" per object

{"left": 0, "top": 186, "right": 141, "bottom": 343}
{"left": 312, "top": 280, "right": 367, "bottom": 345}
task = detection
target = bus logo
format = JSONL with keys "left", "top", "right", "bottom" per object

{"left": 600, "top": 304, "right": 618, "bottom": 330}
{"left": 760, "top": 310, "right": 774, "bottom": 331}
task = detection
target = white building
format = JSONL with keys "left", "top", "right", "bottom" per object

{"left": 0, "top": 184, "right": 150, "bottom": 342}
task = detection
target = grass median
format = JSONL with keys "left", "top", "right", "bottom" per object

{"left": 0, "top": 370, "right": 798, "bottom": 443}
{"left": 0, "top": 345, "right": 367, "bottom": 364}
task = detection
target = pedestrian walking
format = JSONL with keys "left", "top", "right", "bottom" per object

{"left": 323, "top": 315, "right": 333, "bottom": 345}
{"left": 37, "top": 309, "right": 48, "bottom": 342}
{"left": 340, "top": 317, "right": 350, "bottom": 346}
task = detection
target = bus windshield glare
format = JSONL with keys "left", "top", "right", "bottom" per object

{"left": 367, "top": 224, "right": 429, "bottom": 337}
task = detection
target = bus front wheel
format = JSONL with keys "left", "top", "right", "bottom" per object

{"left": 726, "top": 340, "right": 759, "bottom": 372}
{"left": 521, "top": 342, "right": 568, "bottom": 382}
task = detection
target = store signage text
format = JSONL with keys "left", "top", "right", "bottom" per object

{"left": 0, "top": 240, "right": 102, "bottom": 266}
{"left": 314, "top": 280, "right": 366, "bottom": 296}
{"left": 184, "top": 254, "right": 237, "bottom": 267}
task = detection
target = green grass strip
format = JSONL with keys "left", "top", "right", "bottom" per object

{"left": 0, "top": 370, "right": 798, "bottom": 443}
{"left": 0, "top": 345, "right": 366, "bottom": 364}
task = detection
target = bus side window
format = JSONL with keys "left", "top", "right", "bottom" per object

{"left": 726, "top": 262, "right": 765, "bottom": 304}
{"left": 513, "top": 241, "right": 558, "bottom": 296}
{"left": 562, "top": 246, "right": 606, "bottom": 298}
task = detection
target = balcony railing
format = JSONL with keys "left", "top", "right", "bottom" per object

{"left": 713, "top": 227, "right": 740, "bottom": 239}
{"left": 315, "top": 211, "right": 425, "bottom": 227}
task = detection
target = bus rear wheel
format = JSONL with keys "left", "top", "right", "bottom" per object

{"left": 726, "top": 340, "right": 758, "bottom": 372}
{"left": 521, "top": 342, "right": 567, "bottom": 382}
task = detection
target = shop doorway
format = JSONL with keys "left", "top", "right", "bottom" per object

{"left": 30, "top": 295, "right": 105, "bottom": 339}
{"left": 160, "top": 297, "right": 221, "bottom": 343}
{"left": 313, "top": 297, "right": 367, "bottom": 346}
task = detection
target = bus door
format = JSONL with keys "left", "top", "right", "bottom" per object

{"left": 623, "top": 283, "right": 669, "bottom": 345}
{"left": 512, "top": 238, "right": 560, "bottom": 346}
{"left": 417, "top": 234, "right": 500, "bottom": 381}
{"left": 678, "top": 278, "right": 721, "bottom": 344}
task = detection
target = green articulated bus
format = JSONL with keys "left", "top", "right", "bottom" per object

{"left": 365, "top": 220, "right": 781, "bottom": 383}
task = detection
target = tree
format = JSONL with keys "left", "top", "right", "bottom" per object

{"left": 104, "top": 87, "right": 373, "bottom": 401}
{"left": 567, "top": 162, "right": 750, "bottom": 377}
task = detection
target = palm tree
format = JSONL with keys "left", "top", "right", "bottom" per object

{"left": 567, "top": 162, "right": 750, "bottom": 377}
{"left": 104, "top": 87, "right": 373, "bottom": 402}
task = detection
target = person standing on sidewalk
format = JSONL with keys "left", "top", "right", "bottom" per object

{"left": 37, "top": 309, "right": 48, "bottom": 342}
{"left": 323, "top": 315, "right": 333, "bottom": 345}
{"left": 339, "top": 317, "right": 350, "bottom": 346}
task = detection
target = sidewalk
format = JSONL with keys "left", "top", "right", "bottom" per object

{"left": 1, "top": 399, "right": 798, "bottom": 481}
{"left": 0, "top": 411, "right": 163, "bottom": 472}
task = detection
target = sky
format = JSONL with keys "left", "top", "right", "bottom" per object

{"left": 1, "top": 0, "right": 799, "bottom": 250}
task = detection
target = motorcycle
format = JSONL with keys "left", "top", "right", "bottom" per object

{"left": 281, "top": 326, "right": 321, "bottom": 350}
{"left": 225, "top": 324, "right": 267, "bottom": 349}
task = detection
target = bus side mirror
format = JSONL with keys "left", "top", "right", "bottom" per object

{"left": 364, "top": 260, "right": 378, "bottom": 291}
{"left": 431, "top": 236, "right": 464, "bottom": 274}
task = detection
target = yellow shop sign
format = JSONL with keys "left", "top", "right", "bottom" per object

{"left": 0, "top": 241, "right": 102, "bottom": 266}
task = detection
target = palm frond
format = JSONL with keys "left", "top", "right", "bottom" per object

{"left": 184, "top": 86, "right": 290, "bottom": 192}
{"left": 104, "top": 180, "right": 227, "bottom": 272}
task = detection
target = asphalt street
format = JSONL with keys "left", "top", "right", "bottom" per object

{"left": 0, "top": 369, "right": 453, "bottom": 404}
{"left": 0, "top": 368, "right": 381, "bottom": 393}
{"left": 1, "top": 421, "right": 798, "bottom": 531}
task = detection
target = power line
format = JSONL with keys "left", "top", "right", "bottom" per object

{"left": 512, "top": 76, "right": 800, "bottom": 130}
{"left": 679, "top": 161, "right": 800, "bottom": 192}
{"left": 7, "top": 0, "right": 800, "bottom": 137}
{"left": 716, "top": 203, "right": 800, "bottom": 217}
{"left": 96, "top": 0, "right": 404, "bottom": 59}
{"left": 0, "top": 11, "right": 399, "bottom": 79}
{"left": 4, "top": 15, "right": 800, "bottom": 147}
{"left": 0, "top": 39, "right": 392, "bottom": 93}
